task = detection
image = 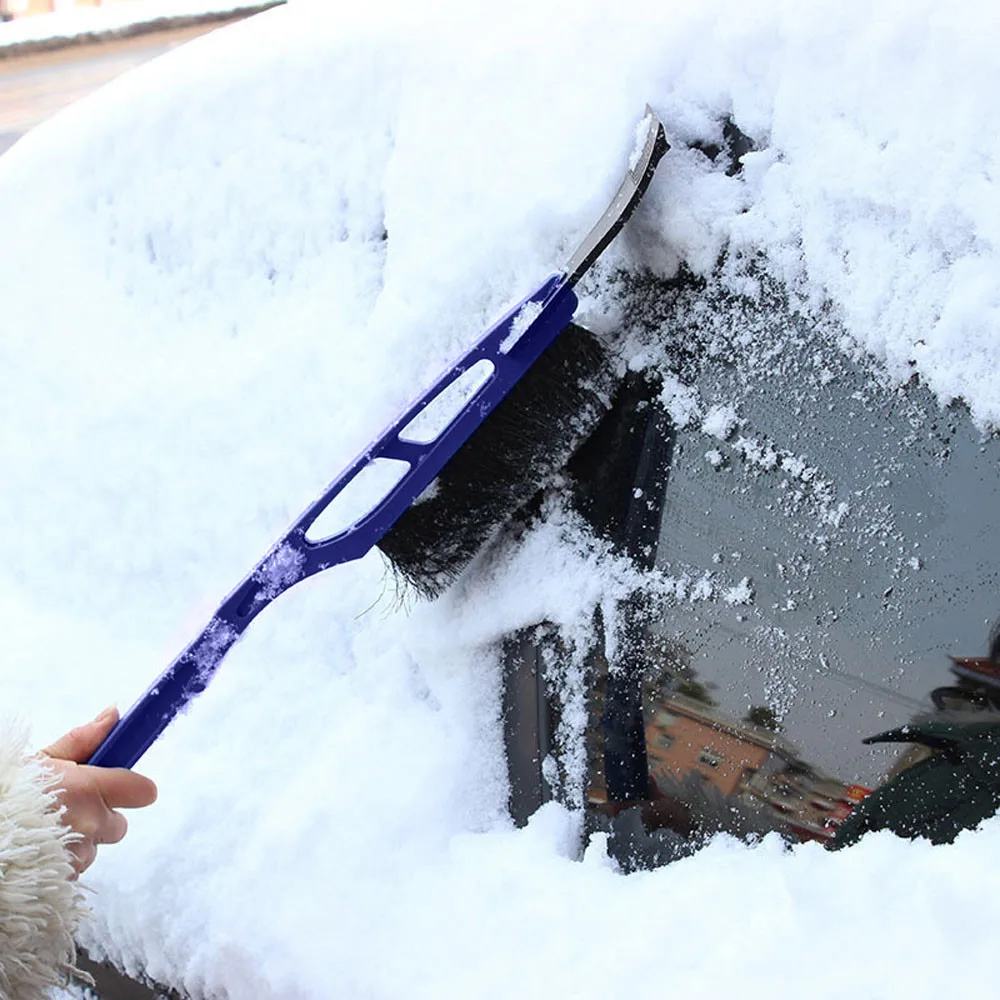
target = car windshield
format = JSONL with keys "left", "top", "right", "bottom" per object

{"left": 507, "top": 272, "right": 1000, "bottom": 858}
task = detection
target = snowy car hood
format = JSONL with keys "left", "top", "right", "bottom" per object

{"left": 1, "top": 1, "right": 1000, "bottom": 997}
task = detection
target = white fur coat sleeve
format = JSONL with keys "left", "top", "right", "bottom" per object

{"left": 0, "top": 723, "right": 88, "bottom": 1000}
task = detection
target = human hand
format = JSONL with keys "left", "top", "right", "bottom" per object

{"left": 41, "top": 706, "right": 158, "bottom": 875}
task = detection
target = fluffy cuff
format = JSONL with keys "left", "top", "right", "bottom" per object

{"left": 0, "top": 723, "right": 88, "bottom": 1000}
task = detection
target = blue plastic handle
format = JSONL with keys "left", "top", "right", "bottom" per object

{"left": 88, "top": 273, "right": 579, "bottom": 768}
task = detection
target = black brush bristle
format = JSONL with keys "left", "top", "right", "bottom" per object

{"left": 378, "top": 322, "right": 616, "bottom": 597}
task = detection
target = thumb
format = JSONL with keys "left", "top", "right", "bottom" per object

{"left": 42, "top": 706, "right": 120, "bottom": 763}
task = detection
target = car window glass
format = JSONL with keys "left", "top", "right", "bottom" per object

{"left": 634, "top": 281, "right": 1000, "bottom": 843}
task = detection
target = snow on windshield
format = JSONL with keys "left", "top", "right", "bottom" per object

{"left": 1, "top": 0, "right": 999, "bottom": 997}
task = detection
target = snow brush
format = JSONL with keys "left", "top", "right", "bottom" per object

{"left": 88, "top": 107, "right": 669, "bottom": 769}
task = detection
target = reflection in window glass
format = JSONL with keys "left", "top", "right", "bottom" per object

{"left": 503, "top": 277, "right": 1000, "bottom": 861}
{"left": 631, "top": 277, "right": 1000, "bottom": 849}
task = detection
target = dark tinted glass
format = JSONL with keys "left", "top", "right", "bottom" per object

{"left": 503, "top": 276, "right": 1000, "bottom": 861}
{"left": 622, "top": 278, "right": 1000, "bottom": 849}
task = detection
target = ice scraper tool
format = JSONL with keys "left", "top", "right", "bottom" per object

{"left": 89, "top": 108, "right": 669, "bottom": 769}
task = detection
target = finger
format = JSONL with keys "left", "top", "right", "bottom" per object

{"left": 87, "top": 767, "right": 158, "bottom": 809}
{"left": 69, "top": 838, "right": 97, "bottom": 876}
{"left": 99, "top": 810, "right": 128, "bottom": 846}
{"left": 42, "top": 706, "right": 120, "bottom": 763}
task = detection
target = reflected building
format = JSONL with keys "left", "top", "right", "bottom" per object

{"left": 645, "top": 693, "right": 869, "bottom": 843}
{"left": 940, "top": 655, "right": 1000, "bottom": 708}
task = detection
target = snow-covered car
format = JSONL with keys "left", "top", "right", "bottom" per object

{"left": 3, "top": 1, "right": 1000, "bottom": 997}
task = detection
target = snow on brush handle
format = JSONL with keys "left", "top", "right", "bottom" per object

{"left": 87, "top": 274, "right": 579, "bottom": 769}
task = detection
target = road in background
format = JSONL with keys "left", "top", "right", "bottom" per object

{"left": 0, "top": 17, "right": 243, "bottom": 155}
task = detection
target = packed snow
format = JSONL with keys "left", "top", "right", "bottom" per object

{"left": 1, "top": 0, "right": 1000, "bottom": 997}
{"left": 701, "top": 403, "right": 739, "bottom": 441}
